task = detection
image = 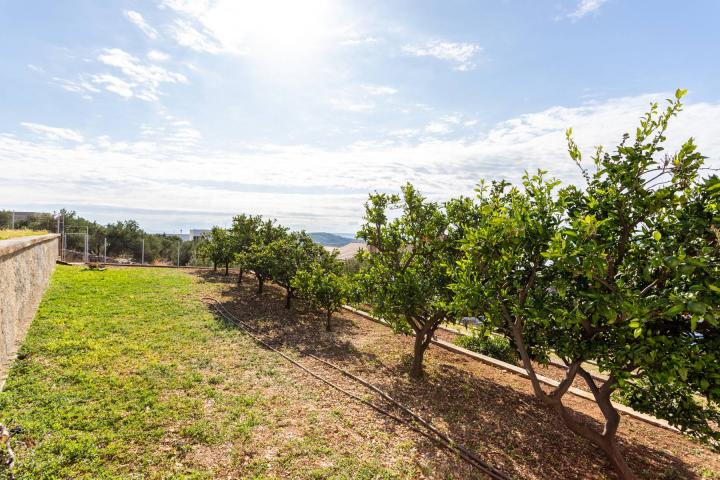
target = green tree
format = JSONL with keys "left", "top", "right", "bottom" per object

{"left": 453, "top": 91, "right": 720, "bottom": 479}
{"left": 0, "top": 210, "right": 11, "bottom": 229}
{"left": 268, "top": 231, "right": 324, "bottom": 308}
{"left": 236, "top": 218, "right": 287, "bottom": 294}
{"left": 357, "top": 183, "right": 455, "bottom": 379}
{"left": 544, "top": 91, "right": 719, "bottom": 476}
{"left": 450, "top": 171, "right": 573, "bottom": 456}
{"left": 293, "top": 254, "right": 349, "bottom": 331}
{"left": 198, "top": 227, "right": 233, "bottom": 273}
{"left": 229, "top": 214, "right": 263, "bottom": 284}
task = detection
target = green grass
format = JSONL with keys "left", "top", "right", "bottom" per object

{"left": 0, "top": 267, "right": 416, "bottom": 479}
{"left": 0, "top": 267, "right": 242, "bottom": 479}
{"left": 0, "top": 229, "right": 49, "bottom": 240}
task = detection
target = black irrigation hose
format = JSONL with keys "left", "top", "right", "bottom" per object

{"left": 202, "top": 297, "right": 510, "bottom": 480}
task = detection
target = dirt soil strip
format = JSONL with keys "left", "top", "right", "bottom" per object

{"left": 198, "top": 271, "right": 719, "bottom": 480}
{"left": 341, "top": 306, "right": 675, "bottom": 433}
{"left": 205, "top": 297, "right": 510, "bottom": 480}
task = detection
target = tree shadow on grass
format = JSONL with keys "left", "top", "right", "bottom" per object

{"left": 196, "top": 271, "right": 700, "bottom": 480}
{"left": 199, "top": 271, "right": 378, "bottom": 368}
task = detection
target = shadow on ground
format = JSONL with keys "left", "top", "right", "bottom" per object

{"left": 196, "top": 270, "right": 700, "bottom": 480}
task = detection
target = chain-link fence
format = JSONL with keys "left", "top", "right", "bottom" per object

{"left": 59, "top": 233, "right": 198, "bottom": 266}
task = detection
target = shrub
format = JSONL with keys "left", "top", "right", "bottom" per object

{"left": 454, "top": 331, "right": 518, "bottom": 365}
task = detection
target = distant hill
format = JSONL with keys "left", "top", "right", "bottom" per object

{"left": 308, "top": 232, "right": 357, "bottom": 247}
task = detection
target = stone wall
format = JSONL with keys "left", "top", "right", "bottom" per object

{"left": 0, "top": 234, "right": 59, "bottom": 387}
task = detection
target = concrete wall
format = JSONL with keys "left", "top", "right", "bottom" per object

{"left": 0, "top": 234, "right": 59, "bottom": 386}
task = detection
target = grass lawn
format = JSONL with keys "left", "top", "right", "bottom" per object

{"left": 1, "top": 266, "right": 718, "bottom": 479}
{"left": 0, "top": 230, "right": 49, "bottom": 240}
{"left": 0, "top": 266, "right": 418, "bottom": 479}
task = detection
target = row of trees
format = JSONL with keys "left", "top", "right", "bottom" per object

{"left": 353, "top": 91, "right": 718, "bottom": 479}
{"left": 0, "top": 209, "right": 196, "bottom": 265}
{"left": 196, "top": 92, "right": 717, "bottom": 479}
{"left": 197, "top": 215, "right": 349, "bottom": 331}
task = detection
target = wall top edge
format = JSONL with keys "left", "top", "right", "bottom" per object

{"left": 0, "top": 234, "right": 60, "bottom": 259}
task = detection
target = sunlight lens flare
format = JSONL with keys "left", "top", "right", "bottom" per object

{"left": 203, "top": 0, "right": 341, "bottom": 60}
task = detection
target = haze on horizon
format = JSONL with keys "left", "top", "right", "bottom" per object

{"left": 2, "top": 0, "right": 720, "bottom": 233}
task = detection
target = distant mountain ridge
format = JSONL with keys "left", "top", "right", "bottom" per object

{"left": 308, "top": 232, "right": 358, "bottom": 247}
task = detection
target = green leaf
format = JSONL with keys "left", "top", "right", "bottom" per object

{"left": 633, "top": 327, "right": 642, "bottom": 338}
{"left": 688, "top": 301, "right": 707, "bottom": 315}
{"left": 652, "top": 230, "right": 662, "bottom": 241}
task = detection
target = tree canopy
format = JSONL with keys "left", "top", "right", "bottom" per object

{"left": 356, "top": 183, "right": 456, "bottom": 378}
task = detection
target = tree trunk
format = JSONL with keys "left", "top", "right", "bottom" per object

{"left": 237, "top": 268, "right": 243, "bottom": 285}
{"left": 224, "top": 262, "right": 229, "bottom": 276}
{"left": 502, "top": 305, "right": 636, "bottom": 480}
{"left": 257, "top": 277, "right": 264, "bottom": 295}
{"left": 213, "top": 261, "right": 217, "bottom": 272}
{"left": 599, "top": 437, "right": 636, "bottom": 480}
{"left": 410, "top": 332, "right": 430, "bottom": 379}
{"left": 285, "top": 288, "right": 293, "bottom": 309}
{"left": 326, "top": 310, "right": 332, "bottom": 331}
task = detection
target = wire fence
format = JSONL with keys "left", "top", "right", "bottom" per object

{"left": 59, "top": 232, "right": 202, "bottom": 267}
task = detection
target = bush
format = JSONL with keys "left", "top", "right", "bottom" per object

{"left": 454, "top": 331, "right": 518, "bottom": 365}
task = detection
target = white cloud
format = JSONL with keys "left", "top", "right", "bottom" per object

{"left": 402, "top": 40, "right": 482, "bottom": 71}
{"left": 329, "top": 98, "right": 375, "bottom": 113}
{"left": 169, "top": 19, "right": 222, "bottom": 54}
{"left": 424, "top": 121, "right": 452, "bottom": 135}
{"left": 362, "top": 84, "right": 397, "bottom": 96}
{"left": 419, "top": 115, "right": 464, "bottom": 136}
{"left": 124, "top": 10, "right": 159, "bottom": 39}
{"left": 389, "top": 128, "right": 421, "bottom": 138}
{"left": 3, "top": 93, "right": 719, "bottom": 232}
{"left": 20, "top": 122, "right": 83, "bottom": 142}
{"left": 90, "top": 74, "right": 134, "bottom": 98}
{"left": 95, "top": 48, "right": 187, "bottom": 101}
{"left": 51, "top": 77, "right": 101, "bottom": 100}
{"left": 566, "top": 0, "right": 608, "bottom": 20}
{"left": 148, "top": 50, "right": 170, "bottom": 61}
{"left": 340, "top": 36, "right": 379, "bottom": 47}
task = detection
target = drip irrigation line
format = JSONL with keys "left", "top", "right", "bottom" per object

{"left": 202, "top": 297, "right": 509, "bottom": 480}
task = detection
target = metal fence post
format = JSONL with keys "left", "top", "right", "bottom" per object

{"left": 84, "top": 233, "right": 89, "bottom": 263}
{"left": 104, "top": 238, "right": 107, "bottom": 263}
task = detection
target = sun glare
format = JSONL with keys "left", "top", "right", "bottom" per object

{"left": 203, "top": 0, "right": 341, "bottom": 61}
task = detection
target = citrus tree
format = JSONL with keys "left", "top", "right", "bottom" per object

{"left": 452, "top": 91, "right": 719, "bottom": 479}
{"left": 236, "top": 218, "right": 287, "bottom": 295}
{"left": 293, "top": 252, "right": 349, "bottom": 331}
{"left": 542, "top": 90, "right": 719, "bottom": 476}
{"left": 269, "top": 231, "right": 324, "bottom": 308}
{"left": 198, "top": 226, "right": 233, "bottom": 273}
{"left": 357, "top": 183, "right": 455, "bottom": 379}
{"left": 229, "top": 214, "right": 262, "bottom": 284}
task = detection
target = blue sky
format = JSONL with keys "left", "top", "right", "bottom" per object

{"left": 2, "top": 0, "right": 719, "bottom": 233}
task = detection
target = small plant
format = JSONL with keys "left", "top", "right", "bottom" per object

{"left": 454, "top": 330, "right": 518, "bottom": 365}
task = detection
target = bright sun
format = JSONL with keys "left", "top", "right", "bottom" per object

{"left": 202, "top": 0, "right": 342, "bottom": 61}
